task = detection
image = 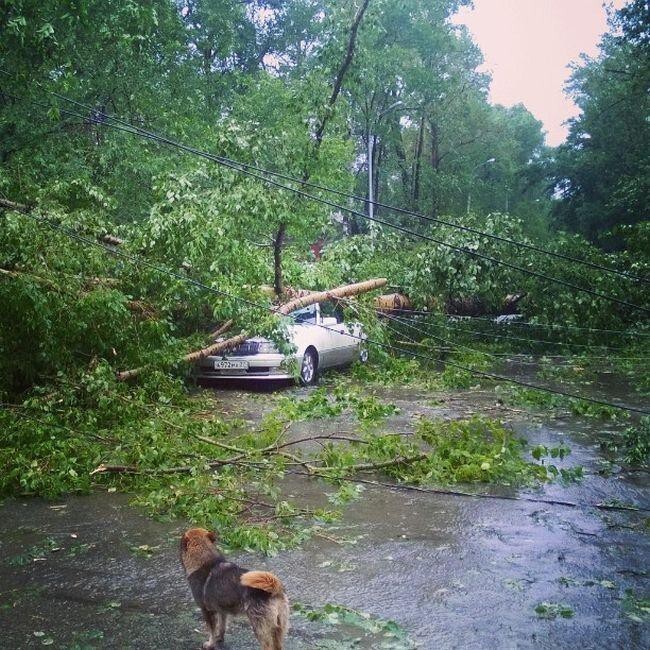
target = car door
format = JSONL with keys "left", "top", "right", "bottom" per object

{"left": 333, "top": 320, "right": 359, "bottom": 364}
{"left": 319, "top": 303, "right": 356, "bottom": 366}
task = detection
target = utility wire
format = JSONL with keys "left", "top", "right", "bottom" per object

{"left": 346, "top": 298, "right": 514, "bottom": 361}
{"left": 349, "top": 300, "right": 650, "bottom": 364}
{"left": 5, "top": 71, "right": 644, "bottom": 285}
{"left": 392, "top": 313, "right": 632, "bottom": 350}
{"left": 474, "top": 316, "right": 650, "bottom": 338}
{"left": 391, "top": 309, "right": 650, "bottom": 337}
{"left": 385, "top": 312, "right": 650, "bottom": 363}
{"left": 6, "top": 203, "right": 649, "bottom": 415}
{"left": 5, "top": 87, "right": 648, "bottom": 315}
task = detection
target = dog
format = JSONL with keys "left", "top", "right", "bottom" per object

{"left": 180, "top": 527, "right": 289, "bottom": 650}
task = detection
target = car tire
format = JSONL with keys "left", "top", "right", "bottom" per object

{"left": 359, "top": 345, "right": 369, "bottom": 364}
{"left": 299, "top": 348, "right": 318, "bottom": 386}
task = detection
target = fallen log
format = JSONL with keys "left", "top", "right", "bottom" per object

{"left": 374, "top": 292, "right": 412, "bottom": 314}
{"left": 100, "top": 234, "right": 124, "bottom": 246}
{"left": 182, "top": 332, "right": 249, "bottom": 365}
{"left": 278, "top": 278, "right": 387, "bottom": 315}
{"left": 0, "top": 198, "right": 30, "bottom": 213}
{"left": 502, "top": 292, "right": 527, "bottom": 315}
{"left": 209, "top": 319, "right": 233, "bottom": 339}
{"left": 116, "top": 331, "right": 248, "bottom": 382}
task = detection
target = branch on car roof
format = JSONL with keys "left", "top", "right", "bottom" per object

{"left": 278, "top": 277, "right": 387, "bottom": 314}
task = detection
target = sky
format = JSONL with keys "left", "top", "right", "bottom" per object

{"left": 453, "top": 0, "right": 626, "bottom": 146}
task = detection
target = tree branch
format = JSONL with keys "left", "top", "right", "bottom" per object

{"left": 314, "top": 0, "right": 372, "bottom": 145}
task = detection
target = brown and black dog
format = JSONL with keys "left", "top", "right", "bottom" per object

{"left": 180, "top": 527, "right": 289, "bottom": 650}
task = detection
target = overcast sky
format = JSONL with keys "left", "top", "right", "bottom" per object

{"left": 453, "top": 0, "right": 625, "bottom": 146}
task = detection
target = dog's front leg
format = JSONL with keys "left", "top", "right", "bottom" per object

{"left": 201, "top": 607, "right": 221, "bottom": 649}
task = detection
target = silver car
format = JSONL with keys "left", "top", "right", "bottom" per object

{"left": 196, "top": 303, "right": 367, "bottom": 385}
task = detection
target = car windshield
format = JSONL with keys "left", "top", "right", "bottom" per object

{"left": 291, "top": 304, "right": 317, "bottom": 323}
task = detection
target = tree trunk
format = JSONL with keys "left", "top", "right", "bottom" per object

{"left": 116, "top": 332, "right": 249, "bottom": 382}
{"left": 411, "top": 116, "right": 425, "bottom": 207}
{"left": 429, "top": 120, "right": 440, "bottom": 217}
{"left": 273, "top": 222, "right": 286, "bottom": 297}
{"left": 314, "top": 0, "right": 372, "bottom": 145}
{"left": 278, "top": 277, "right": 387, "bottom": 314}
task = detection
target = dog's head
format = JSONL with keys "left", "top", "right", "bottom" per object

{"left": 180, "top": 527, "right": 218, "bottom": 575}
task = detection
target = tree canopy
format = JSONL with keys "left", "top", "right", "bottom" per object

{"left": 552, "top": 0, "right": 649, "bottom": 241}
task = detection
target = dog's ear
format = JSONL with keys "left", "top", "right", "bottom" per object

{"left": 207, "top": 530, "right": 217, "bottom": 543}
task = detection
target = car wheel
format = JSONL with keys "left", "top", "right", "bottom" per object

{"left": 359, "top": 345, "right": 369, "bottom": 363}
{"left": 299, "top": 349, "right": 318, "bottom": 385}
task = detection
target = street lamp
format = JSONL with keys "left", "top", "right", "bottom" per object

{"left": 368, "top": 100, "right": 404, "bottom": 225}
{"left": 466, "top": 157, "right": 496, "bottom": 215}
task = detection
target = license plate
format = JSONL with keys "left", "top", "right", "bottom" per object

{"left": 214, "top": 359, "right": 248, "bottom": 370}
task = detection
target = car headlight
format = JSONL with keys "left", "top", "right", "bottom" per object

{"left": 257, "top": 341, "right": 279, "bottom": 354}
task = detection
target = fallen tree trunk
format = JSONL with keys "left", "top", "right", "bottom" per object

{"left": 278, "top": 278, "right": 387, "bottom": 315}
{"left": 209, "top": 319, "right": 233, "bottom": 339}
{"left": 100, "top": 234, "right": 123, "bottom": 246}
{"left": 117, "top": 278, "right": 386, "bottom": 382}
{"left": 0, "top": 197, "right": 30, "bottom": 213}
{"left": 116, "top": 332, "right": 248, "bottom": 382}
{"left": 182, "top": 332, "right": 248, "bottom": 365}
{"left": 374, "top": 292, "right": 412, "bottom": 314}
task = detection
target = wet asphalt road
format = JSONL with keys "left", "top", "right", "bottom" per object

{"left": 1, "top": 384, "right": 648, "bottom": 649}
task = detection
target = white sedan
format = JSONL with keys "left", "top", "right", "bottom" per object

{"left": 195, "top": 303, "right": 368, "bottom": 385}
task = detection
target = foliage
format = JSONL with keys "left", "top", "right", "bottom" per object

{"left": 313, "top": 217, "right": 649, "bottom": 333}
{"left": 534, "top": 602, "right": 575, "bottom": 620}
{"left": 621, "top": 589, "right": 650, "bottom": 624}
{"left": 293, "top": 602, "right": 416, "bottom": 649}
{"left": 529, "top": 443, "right": 583, "bottom": 482}
{"left": 274, "top": 386, "right": 398, "bottom": 426}
{"left": 1, "top": 359, "right": 565, "bottom": 553}
{"left": 601, "top": 417, "right": 650, "bottom": 466}
{"left": 7, "top": 537, "right": 59, "bottom": 566}
{"left": 413, "top": 417, "right": 550, "bottom": 485}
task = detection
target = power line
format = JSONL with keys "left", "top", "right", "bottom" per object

{"left": 395, "top": 311, "right": 650, "bottom": 338}
{"left": 476, "top": 317, "right": 650, "bottom": 338}
{"left": 5, "top": 87, "right": 648, "bottom": 315}
{"left": 6, "top": 203, "right": 649, "bottom": 415}
{"left": 353, "top": 301, "right": 650, "bottom": 365}
{"left": 348, "top": 298, "right": 514, "bottom": 361}
{"left": 392, "top": 313, "right": 632, "bottom": 350}
{"left": 385, "top": 307, "right": 650, "bottom": 336}
{"left": 5, "top": 71, "right": 645, "bottom": 285}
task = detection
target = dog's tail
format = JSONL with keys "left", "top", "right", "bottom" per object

{"left": 240, "top": 570, "right": 284, "bottom": 595}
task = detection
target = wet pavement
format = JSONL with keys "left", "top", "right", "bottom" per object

{"left": 1, "top": 383, "right": 648, "bottom": 649}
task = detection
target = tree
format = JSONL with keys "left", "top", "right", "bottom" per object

{"left": 552, "top": 0, "right": 650, "bottom": 242}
